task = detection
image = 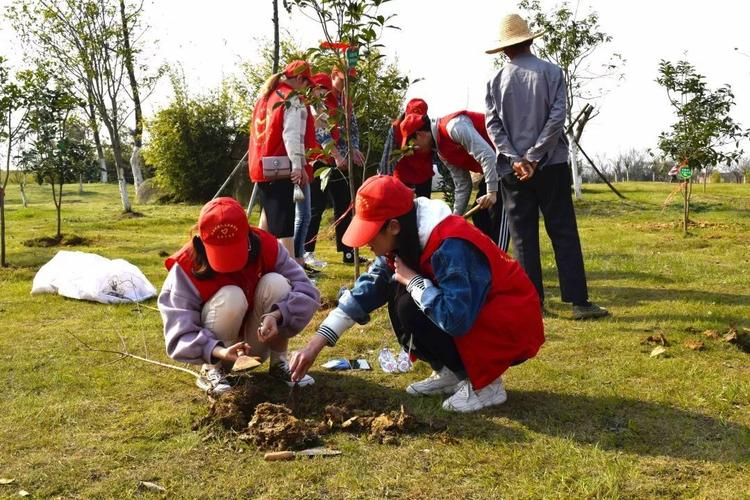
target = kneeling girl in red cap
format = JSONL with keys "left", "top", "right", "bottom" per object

{"left": 289, "top": 176, "right": 544, "bottom": 412}
{"left": 158, "top": 197, "right": 320, "bottom": 396}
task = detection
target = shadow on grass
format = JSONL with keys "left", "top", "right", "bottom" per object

{"left": 496, "top": 390, "right": 750, "bottom": 464}
{"left": 233, "top": 372, "right": 749, "bottom": 463}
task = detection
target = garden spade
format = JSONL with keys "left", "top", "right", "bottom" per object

{"left": 232, "top": 349, "right": 262, "bottom": 372}
{"left": 263, "top": 448, "right": 342, "bottom": 461}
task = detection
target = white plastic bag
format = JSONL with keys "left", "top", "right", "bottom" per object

{"left": 31, "top": 250, "right": 157, "bottom": 304}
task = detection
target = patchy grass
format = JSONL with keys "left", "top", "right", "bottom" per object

{"left": 1, "top": 181, "right": 749, "bottom": 498}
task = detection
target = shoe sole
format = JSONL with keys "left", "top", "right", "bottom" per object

{"left": 406, "top": 382, "right": 460, "bottom": 396}
{"left": 572, "top": 312, "right": 610, "bottom": 320}
{"left": 195, "top": 378, "right": 232, "bottom": 396}
{"left": 442, "top": 394, "right": 508, "bottom": 412}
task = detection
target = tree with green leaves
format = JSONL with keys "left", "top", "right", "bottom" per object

{"left": 8, "top": 0, "right": 157, "bottom": 212}
{"left": 144, "top": 71, "right": 239, "bottom": 203}
{"left": 518, "top": 0, "right": 625, "bottom": 198}
{"left": 655, "top": 59, "right": 747, "bottom": 233}
{"left": 283, "top": 0, "right": 403, "bottom": 275}
{"left": 1, "top": 57, "right": 37, "bottom": 266}
{"left": 19, "top": 69, "right": 92, "bottom": 240}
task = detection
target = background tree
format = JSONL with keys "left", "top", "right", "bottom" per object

{"left": 655, "top": 59, "right": 747, "bottom": 233}
{"left": 8, "top": 0, "right": 157, "bottom": 212}
{"left": 144, "top": 72, "right": 239, "bottom": 203}
{"left": 0, "top": 57, "right": 38, "bottom": 266}
{"left": 283, "top": 0, "right": 403, "bottom": 276}
{"left": 518, "top": 0, "right": 625, "bottom": 198}
{"left": 19, "top": 71, "right": 92, "bottom": 240}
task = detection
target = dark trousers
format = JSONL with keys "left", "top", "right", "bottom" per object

{"left": 409, "top": 178, "right": 432, "bottom": 199}
{"left": 304, "top": 167, "right": 352, "bottom": 254}
{"left": 387, "top": 285, "right": 465, "bottom": 375}
{"left": 500, "top": 162, "right": 588, "bottom": 305}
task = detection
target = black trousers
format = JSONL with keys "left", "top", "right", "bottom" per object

{"left": 500, "top": 162, "right": 588, "bottom": 305}
{"left": 304, "top": 167, "right": 353, "bottom": 254}
{"left": 387, "top": 285, "right": 465, "bottom": 376}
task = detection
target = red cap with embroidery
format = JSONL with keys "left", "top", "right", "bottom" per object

{"left": 342, "top": 175, "right": 415, "bottom": 248}
{"left": 399, "top": 113, "right": 427, "bottom": 148}
{"left": 310, "top": 72, "right": 334, "bottom": 91}
{"left": 405, "top": 98, "right": 428, "bottom": 115}
{"left": 198, "top": 197, "right": 250, "bottom": 273}
{"left": 283, "top": 60, "right": 312, "bottom": 81}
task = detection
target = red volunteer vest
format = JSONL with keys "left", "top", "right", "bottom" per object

{"left": 420, "top": 215, "right": 544, "bottom": 390}
{"left": 392, "top": 122, "right": 435, "bottom": 185}
{"left": 165, "top": 227, "right": 279, "bottom": 306}
{"left": 436, "top": 111, "right": 493, "bottom": 173}
{"left": 248, "top": 82, "right": 317, "bottom": 182}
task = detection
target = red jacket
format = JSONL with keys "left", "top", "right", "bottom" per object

{"left": 165, "top": 227, "right": 279, "bottom": 306}
{"left": 248, "top": 82, "right": 317, "bottom": 182}
{"left": 420, "top": 215, "right": 544, "bottom": 390}
{"left": 392, "top": 122, "right": 435, "bottom": 185}
{"left": 436, "top": 111, "right": 492, "bottom": 173}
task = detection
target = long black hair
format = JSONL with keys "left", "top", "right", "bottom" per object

{"left": 381, "top": 206, "right": 421, "bottom": 272}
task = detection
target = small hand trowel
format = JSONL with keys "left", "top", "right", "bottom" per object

{"left": 232, "top": 349, "right": 262, "bottom": 372}
{"left": 263, "top": 448, "right": 342, "bottom": 461}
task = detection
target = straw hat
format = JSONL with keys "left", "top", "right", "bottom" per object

{"left": 485, "top": 14, "right": 544, "bottom": 54}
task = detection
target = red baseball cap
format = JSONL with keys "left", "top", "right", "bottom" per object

{"left": 198, "top": 197, "right": 250, "bottom": 273}
{"left": 283, "top": 60, "right": 312, "bottom": 81}
{"left": 405, "top": 98, "right": 428, "bottom": 115}
{"left": 399, "top": 113, "right": 427, "bottom": 148}
{"left": 310, "top": 72, "right": 333, "bottom": 91}
{"left": 342, "top": 175, "right": 415, "bottom": 248}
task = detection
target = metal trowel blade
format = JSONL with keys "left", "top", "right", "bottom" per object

{"left": 232, "top": 355, "right": 262, "bottom": 372}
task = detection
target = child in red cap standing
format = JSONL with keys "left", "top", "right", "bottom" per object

{"left": 290, "top": 176, "right": 543, "bottom": 412}
{"left": 158, "top": 197, "right": 320, "bottom": 396}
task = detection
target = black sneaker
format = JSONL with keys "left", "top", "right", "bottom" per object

{"left": 269, "top": 360, "right": 315, "bottom": 387}
{"left": 302, "top": 263, "right": 321, "bottom": 277}
{"left": 572, "top": 302, "right": 610, "bottom": 320}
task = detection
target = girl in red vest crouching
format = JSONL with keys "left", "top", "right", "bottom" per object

{"left": 158, "top": 197, "right": 320, "bottom": 396}
{"left": 289, "top": 176, "right": 543, "bottom": 412}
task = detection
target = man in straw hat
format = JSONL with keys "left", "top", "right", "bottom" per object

{"left": 485, "top": 13, "right": 609, "bottom": 320}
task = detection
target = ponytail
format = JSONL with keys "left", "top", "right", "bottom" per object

{"left": 260, "top": 72, "right": 283, "bottom": 98}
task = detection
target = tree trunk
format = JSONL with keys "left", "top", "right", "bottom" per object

{"left": 19, "top": 177, "right": 28, "bottom": 207}
{"left": 0, "top": 187, "right": 6, "bottom": 267}
{"left": 272, "top": 0, "right": 280, "bottom": 73}
{"left": 568, "top": 135, "right": 582, "bottom": 199}
{"left": 86, "top": 88, "right": 108, "bottom": 183}
{"left": 102, "top": 115, "right": 132, "bottom": 212}
{"left": 79, "top": 174, "right": 84, "bottom": 195}
{"left": 342, "top": 72, "right": 360, "bottom": 278}
{"left": 119, "top": 0, "right": 145, "bottom": 196}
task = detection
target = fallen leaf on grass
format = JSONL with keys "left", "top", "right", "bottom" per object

{"left": 722, "top": 327, "right": 738, "bottom": 343}
{"left": 18, "top": 491, "right": 29, "bottom": 497}
{"left": 138, "top": 481, "right": 166, "bottom": 493}
{"left": 702, "top": 329, "right": 720, "bottom": 339}
{"left": 684, "top": 340, "right": 705, "bottom": 351}
{"left": 650, "top": 346, "right": 667, "bottom": 358}
{"left": 0, "top": 479, "right": 15, "bottom": 485}
{"left": 642, "top": 333, "right": 668, "bottom": 346}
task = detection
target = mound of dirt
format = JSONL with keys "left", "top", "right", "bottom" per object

{"left": 22, "top": 234, "right": 90, "bottom": 247}
{"left": 195, "top": 381, "right": 269, "bottom": 431}
{"left": 322, "top": 404, "right": 431, "bottom": 445}
{"left": 241, "top": 403, "right": 321, "bottom": 451}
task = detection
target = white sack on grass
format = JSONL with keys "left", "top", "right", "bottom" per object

{"left": 31, "top": 250, "right": 157, "bottom": 304}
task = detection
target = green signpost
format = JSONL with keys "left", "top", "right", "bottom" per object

{"left": 679, "top": 166, "right": 692, "bottom": 179}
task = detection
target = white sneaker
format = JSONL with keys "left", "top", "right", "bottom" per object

{"left": 441, "top": 377, "right": 507, "bottom": 413}
{"left": 269, "top": 360, "right": 315, "bottom": 387}
{"left": 196, "top": 365, "right": 232, "bottom": 396}
{"left": 304, "top": 252, "right": 327, "bottom": 268}
{"left": 405, "top": 366, "right": 462, "bottom": 396}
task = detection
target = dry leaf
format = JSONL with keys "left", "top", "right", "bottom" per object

{"left": 722, "top": 330, "right": 738, "bottom": 343}
{"left": 684, "top": 340, "right": 705, "bottom": 351}
{"left": 642, "top": 334, "right": 668, "bottom": 346}
{"left": 650, "top": 346, "right": 667, "bottom": 358}
{"left": 18, "top": 491, "right": 29, "bottom": 497}
{"left": 138, "top": 481, "right": 166, "bottom": 493}
{"left": 0, "top": 479, "right": 15, "bottom": 485}
{"left": 702, "top": 329, "right": 719, "bottom": 339}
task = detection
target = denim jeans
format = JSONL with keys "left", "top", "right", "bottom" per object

{"left": 293, "top": 183, "right": 312, "bottom": 259}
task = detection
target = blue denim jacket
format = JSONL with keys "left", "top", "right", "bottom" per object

{"left": 338, "top": 238, "right": 491, "bottom": 337}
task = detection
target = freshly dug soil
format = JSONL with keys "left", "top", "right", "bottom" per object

{"left": 241, "top": 403, "right": 320, "bottom": 451}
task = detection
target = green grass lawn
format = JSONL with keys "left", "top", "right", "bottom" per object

{"left": 1, "top": 181, "right": 749, "bottom": 499}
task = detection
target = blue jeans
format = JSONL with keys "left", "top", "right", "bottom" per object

{"left": 293, "top": 183, "right": 312, "bottom": 259}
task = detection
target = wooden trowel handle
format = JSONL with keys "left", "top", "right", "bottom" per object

{"left": 264, "top": 451, "right": 295, "bottom": 461}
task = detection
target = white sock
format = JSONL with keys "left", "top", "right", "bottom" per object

{"left": 270, "top": 350, "right": 287, "bottom": 367}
